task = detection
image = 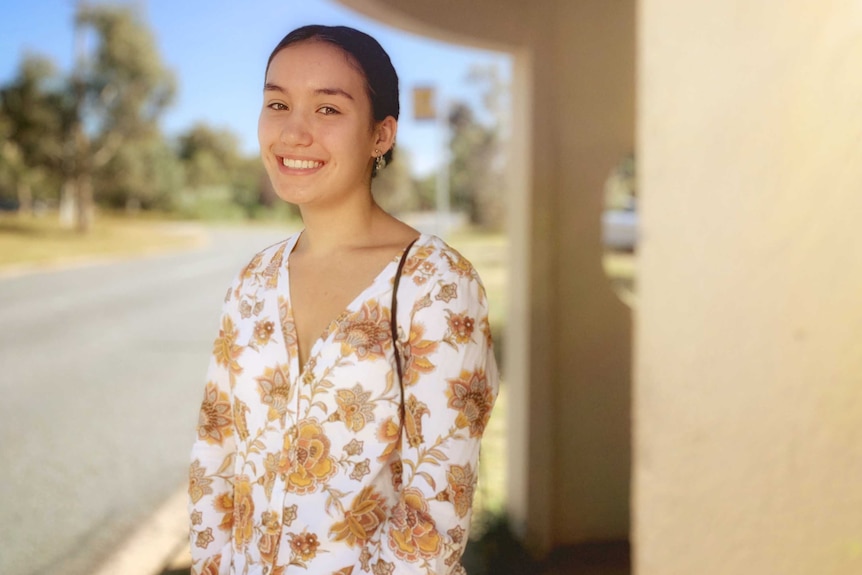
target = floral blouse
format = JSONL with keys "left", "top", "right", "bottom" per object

{"left": 188, "top": 233, "right": 499, "bottom": 575}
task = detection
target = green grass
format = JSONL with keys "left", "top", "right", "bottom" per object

{"left": 0, "top": 212, "right": 205, "bottom": 271}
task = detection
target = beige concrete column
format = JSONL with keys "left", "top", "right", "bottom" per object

{"left": 635, "top": 2, "right": 862, "bottom": 573}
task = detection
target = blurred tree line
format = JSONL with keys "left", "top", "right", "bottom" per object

{"left": 0, "top": 3, "right": 506, "bottom": 232}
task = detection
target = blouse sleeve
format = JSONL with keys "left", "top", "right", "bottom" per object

{"left": 188, "top": 281, "right": 243, "bottom": 575}
{"left": 377, "top": 253, "right": 500, "bottom": 574}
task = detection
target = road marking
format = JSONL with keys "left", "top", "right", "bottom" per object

{"left": 93, "top": 486, "right": 189, "bottom": 575}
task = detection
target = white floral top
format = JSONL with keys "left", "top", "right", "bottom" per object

{"left": 188, "top": 233, "right": 499, "bottom": 575}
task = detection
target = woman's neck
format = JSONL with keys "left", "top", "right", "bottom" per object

{"left": 295, "top": 195, "right": 387, "bottom": 255}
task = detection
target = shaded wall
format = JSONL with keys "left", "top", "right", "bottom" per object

{"left": 635, "top": 1, "right": 862, "bottom": 573}
{"left": 339, "top": 0, "right": 635, "bottom": 552}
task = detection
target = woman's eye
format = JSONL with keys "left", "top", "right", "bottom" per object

{"left": 268, "top": 102, "right": 288, "bottom": 111}
{"left": 319, "top": 106, "right": 339, "bottom": 116}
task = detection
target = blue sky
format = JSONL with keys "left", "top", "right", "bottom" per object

{"left": 0, "top": 0, "right": 510, "bottom": 175}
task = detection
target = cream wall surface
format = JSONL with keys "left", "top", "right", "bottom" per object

{"left": 636, "top": 1, "right": 862, "bottom": 573}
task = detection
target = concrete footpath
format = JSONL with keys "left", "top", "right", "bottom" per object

{"left": 92, "top": 486, "right": 190, "bottom": 575}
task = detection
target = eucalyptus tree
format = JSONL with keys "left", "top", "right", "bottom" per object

{"left": 67, "top": 3, "right": 175, "bottom": 230}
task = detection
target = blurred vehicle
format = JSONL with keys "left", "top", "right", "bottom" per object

{"left": 0, "top": 198, "right": 20, "bottom": 212}
{"left": 602, "top": 203, "right": 637, "bottom": 251}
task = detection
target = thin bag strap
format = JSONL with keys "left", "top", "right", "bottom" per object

{"left": 391, "top": 237, "right": 419, "bottom": 430}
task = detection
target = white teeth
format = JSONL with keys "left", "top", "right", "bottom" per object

{"left": 282, "top": 158, "right": 322, "bottom": 169}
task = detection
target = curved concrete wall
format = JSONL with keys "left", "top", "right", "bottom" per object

{"left": 339, "top": 0, "right": 636, "bottom": 552}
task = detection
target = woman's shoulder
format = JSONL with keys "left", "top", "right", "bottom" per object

{"left": 239, "top": 232, "right": 299, "bottom": 275}
{"left": 404, "top": 233, "right": 484, "bottom": 288}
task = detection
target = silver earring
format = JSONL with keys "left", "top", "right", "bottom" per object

{"left": 374, "top": 151, "right": 385, "bottom": 173}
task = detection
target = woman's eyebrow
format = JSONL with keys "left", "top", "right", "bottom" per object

{"left": 262, "top": 82, "right": 354, "bottom": 101}
{"left": 314, "top": 87, "right": 354, "bottom": 101}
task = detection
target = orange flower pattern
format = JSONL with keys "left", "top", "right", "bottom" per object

{"left": 189, "top": 233, "right": 498, "bottom": 575}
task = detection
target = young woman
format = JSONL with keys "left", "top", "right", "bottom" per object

{"left": 188, "top": 25, "right": 498, "bottom": 575}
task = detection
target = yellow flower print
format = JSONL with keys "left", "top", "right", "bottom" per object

{"left": 252, "top": 319, "right": 275, "bottom": 347}
{"left": 372, "top": 559, "right": 395, "bottom": 575}
{"left": 402, "top": 246, "right": 435, "bottom": 277}
{"left": 233, "top": 398, "right": 249, "bottom": 441}
{"left": 404, "top": 395, "right": 430, "bottom": 448}
{"left": 196, "top": 382, "right": 233, "bottom": 445}
{"left": 349, "top": 458, "right": 371, "bottom": 481}
{"left": 283, "top": 504, "right": 298, "bottom": 527}
{"left": 240, "top": 252, "right": 263, "bottom": 281}
{"left": 214, "top": 491, "right": 233, "bottom": 532}
{"left": 359, "top": 547, "right": 373, "bottom": 571}
{"left": 255, "top": 364, "right": 293, "bottom": 422}
{"left": 289, "top": 531, "right": 320, "bottom": 562}
{"left": 197, "top": 555, "right": 222, "bottom": 575}
{"left": 261, "top": 510, "right": 281, "bottom": 534}
{"left": 388, "top": 488, "right": 441, "bottom": 561}
{"left": 377, "top": 417, "right": 400, "bottom": 461}
{"left": 212, "top": 315, "right": 243, "bottom": 375}
{"left": 442, "top": 249, "right": 475, "bottom": 279}
{"left": 435, "top": 281, "right": 458, "bottom": 303}
{"left": 333, "top": 301, "right": 391, "bottom": 360}
{"left": 445, "top": 310, "right": 475, "bottom": 345}
{"left": 195, "top": 527, "right": 214, "bottom": 549}
{"left": 481, "top": 316, "right": 493, "bottom": 348}
{"left": 330, "top": 486, "right": 388, "bottom": 547}
{"left": 445, "top": 463, "right": 476, "bottom": 518}
{"left": 258, "top": 531, "right": 279, "bottom": 563}
{"left": 344, "top": 438, "right": 364, "bottom": 456}
{"left": 278, "top": 296, "right": 298, "bottom": 360}
{"left": 262, "top": 243, "right": 285, "bottom": 289}
{"left": 232, "top": 475, "right": 254, "bottom": 550}
{"left": 446, "top": 368, "right": 495, "bottom": 438}
{"left": 390, "top": 460, "right": 403, "bottom": 491}
{"left": 335, "top": 384, "right": 376, "bottom": 432}
{"left": 402, "top": 324, "right": 438, "bottom": 386}
{"left": 447, "top": 524, "right": 465, "bottom": 545}
{"left": 285, "top": 419, "right": 337, "bottom": 494}
{"left": 188, "top": 460, "right": 213, "bottom": 503}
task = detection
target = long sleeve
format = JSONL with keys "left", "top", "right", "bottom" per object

{"left": 188, "top": 284, "right": 244, "bottom": 575}
{"left": 376, "top": 247, "right": 500, "bottom": 574}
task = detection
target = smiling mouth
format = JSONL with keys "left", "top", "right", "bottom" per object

{"left": 282, "top": 157, "right": 323, "bottom": 169}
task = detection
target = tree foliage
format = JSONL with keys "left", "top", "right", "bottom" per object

{"left": 445, "top": 64, "right": 507, "bottom": 230}
{"left": 0, "top": 55, "right": 73, "bottom": 213}
{"left": 65, "top": 3, "right": 176, "bottom": 230}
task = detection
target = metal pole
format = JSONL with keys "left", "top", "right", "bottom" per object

{"left": 435, "top": 100, "right": 450, "bottom": 236}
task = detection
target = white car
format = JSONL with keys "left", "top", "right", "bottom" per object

{"left": 602, "top": 207, "right": 638, "bottom": 251}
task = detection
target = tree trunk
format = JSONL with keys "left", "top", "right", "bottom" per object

{"left": 59, "top": 178, "right": 77, "bottom": 228}
{"left": 16, "top": 181, "right": 33, "bottom": 217}
{"left": 75, "top": 173, "right": 94, "bottom": 233}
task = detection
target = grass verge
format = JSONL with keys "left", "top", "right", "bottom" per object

{"left": 0, "top": 212, "right": 205, "bottom": 272}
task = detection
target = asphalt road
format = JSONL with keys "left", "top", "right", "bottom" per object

{"left": 0, "top": 225, "right": 295, "bottom": 575}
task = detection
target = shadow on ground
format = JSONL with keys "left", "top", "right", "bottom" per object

{"left": 161, "top": 514, "right": 629, "bottom": 575}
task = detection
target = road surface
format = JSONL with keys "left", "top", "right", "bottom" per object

{"left": 0, "top": 225, "right": 294, "bottom": 575}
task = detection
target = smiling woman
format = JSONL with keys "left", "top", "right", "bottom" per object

{"left": 187, "top": 25, "right": 499, "bottom": 575}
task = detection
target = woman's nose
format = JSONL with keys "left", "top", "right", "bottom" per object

{"left": 280, "top": 111, "right": 312, "bottom": 146}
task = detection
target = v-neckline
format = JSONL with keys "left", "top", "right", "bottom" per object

{"left": 280, "top": 233, "right": 422, "bottom": 380}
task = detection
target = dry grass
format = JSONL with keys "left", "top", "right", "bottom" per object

{"left": 0, "top": 212, "right": 205, "bottom": 272}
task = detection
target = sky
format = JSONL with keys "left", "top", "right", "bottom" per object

{"left": 0, "top": 0, "right": 511, "bottom": 175}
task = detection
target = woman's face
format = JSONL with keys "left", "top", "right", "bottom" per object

{"left": 258, "top": 40, "right": 392, "bottom": 207}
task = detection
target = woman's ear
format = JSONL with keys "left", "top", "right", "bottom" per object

{"left": 374, "top": 116, "right": 398, "bottom": 155}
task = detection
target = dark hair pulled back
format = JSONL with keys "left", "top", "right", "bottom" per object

{"left": 265, "top": 25, "right": 400, "bottom": 171}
